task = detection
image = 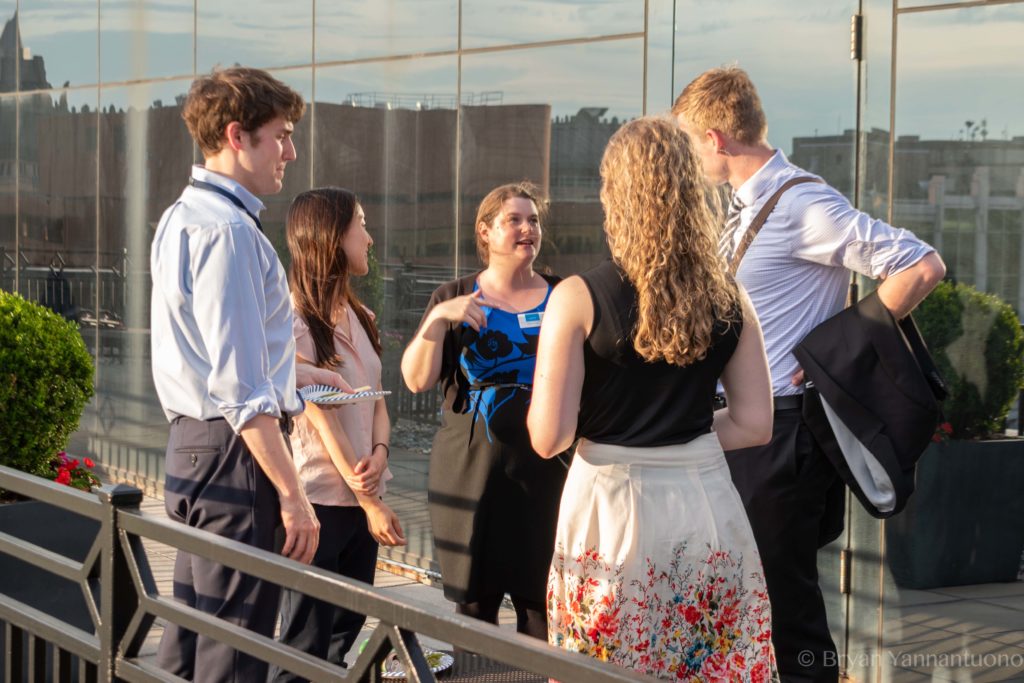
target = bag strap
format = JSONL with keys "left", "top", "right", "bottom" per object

{"left": 898, "top": 314, "right": 949, "bottom": 402}
{"left": 729, "top": 176, "right": 824, "bottom": 275}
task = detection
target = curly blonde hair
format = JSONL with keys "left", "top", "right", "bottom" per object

{"left": 600, "top": 116, "right": 739, "bottom": 366}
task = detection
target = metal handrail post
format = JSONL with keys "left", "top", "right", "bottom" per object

{"left": 97, "top": 483, "right": 144, "bottom": 682}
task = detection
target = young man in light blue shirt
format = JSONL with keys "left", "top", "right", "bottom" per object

{"left": 150, "top": 66, "right": 340, "bottom": 683}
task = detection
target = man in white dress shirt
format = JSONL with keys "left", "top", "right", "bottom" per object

{"left": 150, "top": 67, "right": 334, "bottom": 682}
{"left": 674, "top": 66, "right": 945, "bottom": 682}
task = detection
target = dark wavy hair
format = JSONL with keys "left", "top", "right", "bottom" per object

{"left": 286, "top": 187, "right": 381, "bottom": 368}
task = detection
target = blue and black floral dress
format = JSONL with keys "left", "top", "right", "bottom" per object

{"left": 420, "top": 272, "right": 569, "bottom": 606}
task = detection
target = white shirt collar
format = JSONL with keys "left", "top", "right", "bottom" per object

{"left": 733, "top": 149, "right": 789, "bottom": 207}
{"left": 190, "top": 165, "right": 266, "bottom": 217}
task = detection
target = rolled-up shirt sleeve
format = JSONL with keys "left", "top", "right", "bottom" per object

{"left": 190, "top": 222, "right": 281, "bottom": 431}
{"left": 789, "top": 186, "right": 935, "bottom": 279}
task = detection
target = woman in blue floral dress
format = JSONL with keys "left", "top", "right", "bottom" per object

{"left": 401, "top": 182, "right": 569, "bottom": 639}
{"left": 529, "top": 118, "right": 779, "bottom": 681}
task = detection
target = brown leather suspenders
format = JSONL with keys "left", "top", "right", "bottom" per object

{"left": 728, "top": 176, "right": 824, "bottom": 276}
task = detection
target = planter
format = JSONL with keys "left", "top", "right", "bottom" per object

{"left": 0, "top": 499, "right": 98, "bottom": 632}
{"left": 885, "top": 438, "right": 1024, "bottom": 589}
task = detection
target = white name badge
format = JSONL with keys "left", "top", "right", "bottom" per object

{"left": 518, "top": 311, "right": 544, "bottom": 329}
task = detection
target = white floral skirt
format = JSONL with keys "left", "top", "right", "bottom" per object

{"left": 547, "top": 434, "right": 778, "bottom": 682}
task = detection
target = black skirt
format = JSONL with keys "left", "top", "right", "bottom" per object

{"left": 427, "top": 386, "right": 569, "bottom": 604}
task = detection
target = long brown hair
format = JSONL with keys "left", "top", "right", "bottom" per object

{"left": 286, "top": 187, "right": 381, "bottom": 368}
{"left": 600, "top": 116, "right": 739, "bottom": 366}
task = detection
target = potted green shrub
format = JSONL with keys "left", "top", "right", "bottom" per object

{"left": 1, "top": 290, "right": 95, "bottom": 478}
{"left": 0, "top": 290, "right": 98, "bottom": 633}
{"left": 886, "top": 281, "right": 1024, "bottom": 589}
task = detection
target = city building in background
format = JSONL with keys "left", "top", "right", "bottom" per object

{"left": 1, "top": 2, "right": 1022, "bottom": 680}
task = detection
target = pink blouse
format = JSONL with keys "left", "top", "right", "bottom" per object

{"left": 290, "top": 305, "right": 392, "bottom": 507}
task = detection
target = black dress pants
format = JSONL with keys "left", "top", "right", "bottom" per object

{"left": 725, "top": 407, "right": 843, "bottom": 683}
{"left": 156, "top": 416, "right": 282, "bottom": 683}
{"left": 270, "top": 504, "right": 378, "bottom": 682}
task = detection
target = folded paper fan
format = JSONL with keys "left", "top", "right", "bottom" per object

{"left": 299, "top": 384, "right": 391, "bottom": 405}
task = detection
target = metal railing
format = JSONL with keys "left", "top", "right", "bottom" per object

{"left": 0, "top": 464, "right": 656, "bottom": 683}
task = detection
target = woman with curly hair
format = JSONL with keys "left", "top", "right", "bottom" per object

{"left": 401, "top": 182, "right": 569, "bottom": 639}
{"left": 528, "top": 117, "right": 779, "bottom": 681}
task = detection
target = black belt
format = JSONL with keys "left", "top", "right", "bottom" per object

{"left": 468, "top": 382, "right": 532, "bottom": 391}
{"left": 713, "top": 394, "right": 803, "bottom": 412}
{"left": 279, "top": 413, "right": 294, "bottom": 435}
{"left": 175, "top": 414, "right": 295, "bottom": 434}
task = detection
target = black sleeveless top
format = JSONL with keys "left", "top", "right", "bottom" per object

{"left": 576, "top": 260, "right": 742, "bottom": 447}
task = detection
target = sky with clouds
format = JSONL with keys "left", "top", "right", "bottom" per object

{"left": 4, "top": 0, "right": 1022, "bottom": 149}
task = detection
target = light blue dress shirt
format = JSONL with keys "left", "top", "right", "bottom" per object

{"left": 150, "top": 166, "right": 303, "bottom": 432}
{"left": 727, "top": 151, "right": 936, "bottom": 397}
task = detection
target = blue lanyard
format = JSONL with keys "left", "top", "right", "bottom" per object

{"left": 188, "top": 177, "right": 263, "bottom": 233}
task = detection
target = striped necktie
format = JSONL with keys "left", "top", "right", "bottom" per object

{"left": 719, "top": 192, "right": 745, "bottom": 264}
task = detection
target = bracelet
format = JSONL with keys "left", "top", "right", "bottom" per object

{"left": 373, "top": 442, "right": 390, "bottom": 459}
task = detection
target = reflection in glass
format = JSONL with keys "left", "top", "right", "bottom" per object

{"left": 645, "top": 0, "right": 676, "bottom": 114}
{"left": 197, "top": 0, "right": 312, "bottom": 72}
{"left": 314, "top": 56, "right": 457, "bottom": 423}
{"left": 461, "top": 40, "right": 643, "bottom": 277}
{"left": 673, "top": 0, "right": 859, "bottom": 669}
{"left": 18, "top": 88, "right": 98, "bottom": 455}
{"left": 100, "top": 0, "right": 193, "bottom": 83}
{"left": 674, "top": 0, "right": 857, "bottom": 184}
{"left": 19, "top": 88, "right": 97, "bottom": 298}
{"left": 898, "top": 0, "right": 968, "bottom": 8}
{"left": 0, "top": 5, "right": 25, "bottom": 92}
{"left": 86, "top": 81, "right": 194, "bottom": 483}
{"left": 314, "top": 56, "right": 458, "bottom": 292}
{"left": 314, "top": 57, "right": 459, "bottom": 576}
{"left": 858, "top": 0, "right": 895, "bottom": 217}
{"left": 894, "top": 4, "right": 1024, "bottom": 313}
{"left": 840, "top": 2, "right": 896, "bottom": 677}
{"left": 259, "top": 69, "right": 313, "bottom": 268}
{"left": 462, "top": 0, "right": 643, "bottom": 49}
{"left": 882, "top": 6, "right": 1024, "bottom": 681}
{"left": 315, "top": 0, "right": 457, "bottom": 64}
{"left": 17, "top": 0, "right": 97, "bottom": 89}
{"left": 0, "top": 96, "right": 14, "bottom": 293}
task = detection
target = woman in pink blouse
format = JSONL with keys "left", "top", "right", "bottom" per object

{"left": 271, "top": 187, "right": 405, "bottom": 681}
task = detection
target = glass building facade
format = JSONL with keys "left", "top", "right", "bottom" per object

{"left": 1, "top": 1, "right": 1021, "bottom": 679}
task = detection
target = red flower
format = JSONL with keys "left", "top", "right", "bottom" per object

{"left": 683, "top": 605, "right": 700, "bottom": 625}
{"left": 933, "top": 421, "right": 954, "bottom": 443}
{"left": 49, "top": 451, "right": 101, "bottom": 491}
{"left": 751, "top": 660, "right": 770, "bottom": 683}
{"left": 700, "top": 653, "right": 729, "bottom": 680}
